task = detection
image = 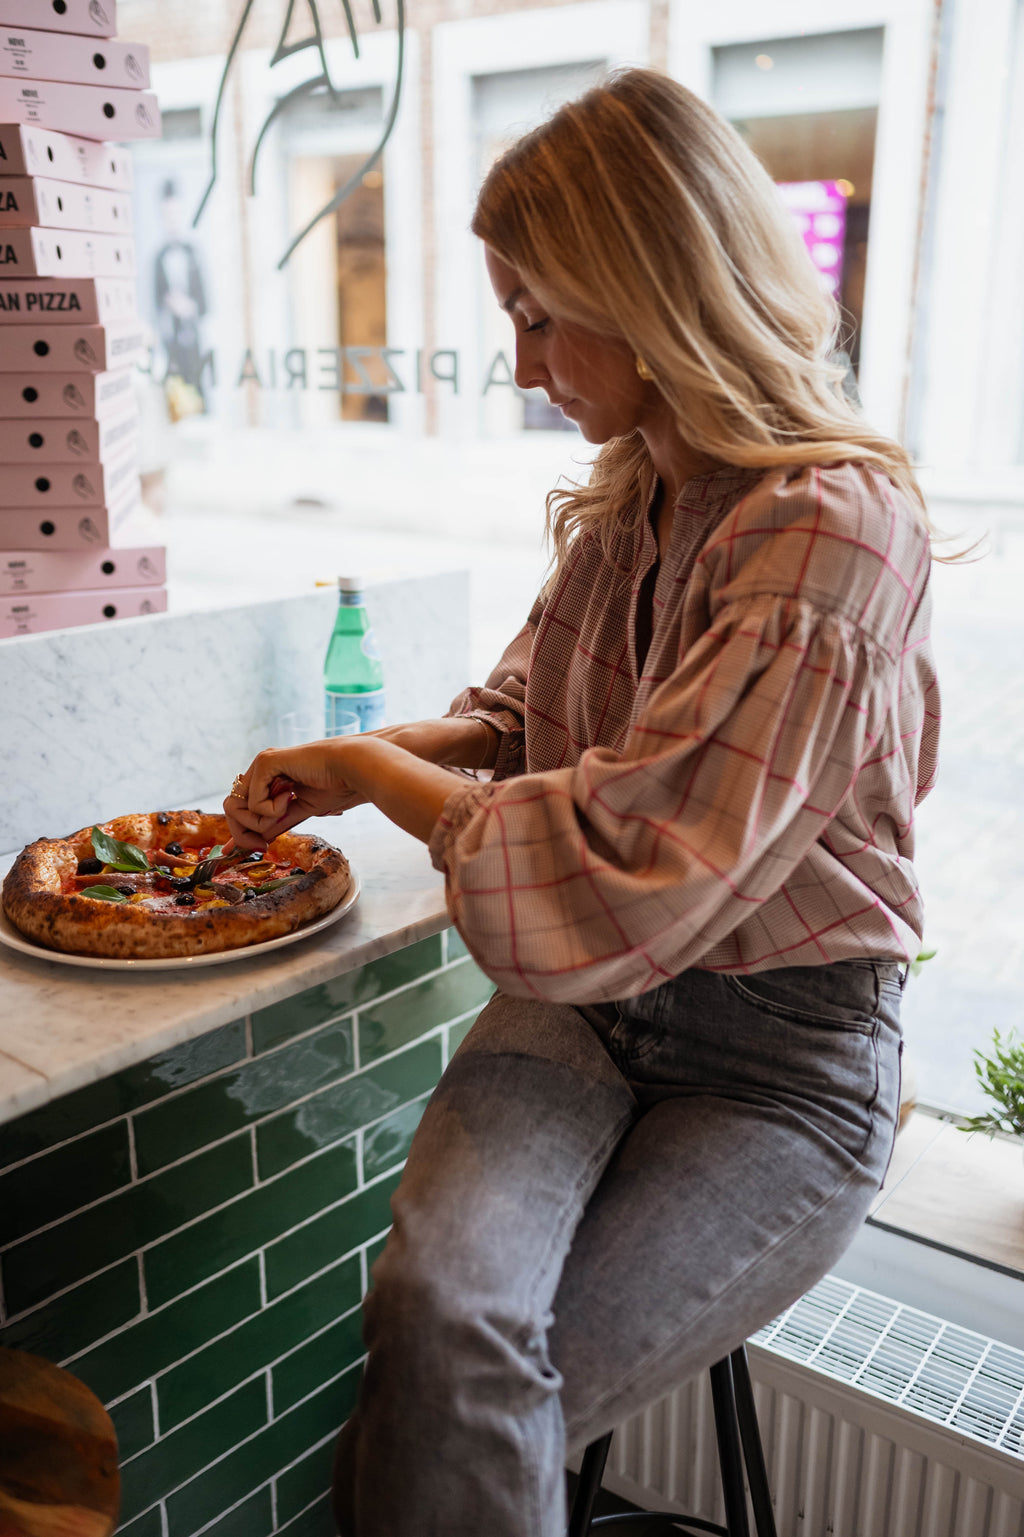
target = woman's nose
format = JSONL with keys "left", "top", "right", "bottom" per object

{"left": 514, "top": 337, "right": 550, "bottom": 393}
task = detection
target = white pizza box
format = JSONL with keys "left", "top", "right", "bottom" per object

{"left": 0, "top": 224, "right": 134, "bottom": 276}
{"left": 0, "top": 362, "right": 133, "bottom": 414}
{"left": 0, "top": 484, "right": 144, "bottom": 547}
{"left": 0, "top": 174, "right": 132, "bottom": 233}
{"left": 0, "top": 445, "right": 137, "bottom": 505}
{"left": 0, "top": 28, "right": 148, "bottom": 89}
{"left": 0, "top": 317, "right": 144, "bottom": 371}
{"left": 1, "top": 584, "right": 167, "bottom": 637}
{"left": 0, "top": 542, "right": 163, "bottom": 595}
{"left": 0, "top": 122, "right": 131, "bottom": 187}
{"left": 0, "top": 403, "right": 136, "bottom": 458}
{"left": 0, "top": 2, "right": 117, "bottom": 39}
{"left": 0, "top": 273, "right": 134, "bottom": 321}
{"left": 0, "top": 79, "right": 159, "bottom": 141}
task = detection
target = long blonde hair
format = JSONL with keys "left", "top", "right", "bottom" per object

{"left": 472, "top": 68, "right": 931, "bottom": 574}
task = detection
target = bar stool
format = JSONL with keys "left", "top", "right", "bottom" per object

{"left": 0, "top": 1346, "right": 120, "bottom": 1537}
{"left": 567, "top": 1345, "right": 777, "bottom": 1537}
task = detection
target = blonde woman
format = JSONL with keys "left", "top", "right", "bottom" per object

{"left": 225, "top": 69, "right": 938, "bottom": 1537}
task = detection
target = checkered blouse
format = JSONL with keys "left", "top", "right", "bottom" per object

{"left": 428, "top": 461, "right": 939, "bottom": 1003}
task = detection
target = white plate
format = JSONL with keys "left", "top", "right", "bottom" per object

{"left": 0, "top": 870, "right": 360, "bottom": 971}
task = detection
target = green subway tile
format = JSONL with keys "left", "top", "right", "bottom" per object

{"left": 166, "top": 1366, "right": 361, "bottom": 1537}
{"left": 0, "top": 1021, "right": 247, "bottom": 1172}
{"left": 134, "top": 1023, "right": 354, "bottom": 1175}
{"left": 275, "top": 1492, "right": 336, "bottom": 1537}
{"left": 362, "top": 1094, "right": 429, "bottom": 1182}
{"left": 447, "top": 1010, "right": 482, "bottom": 1059}
{"left": 272, "top": 1308, "right": 364, "bottom": 1419}
{"left": 119, "top": 1378, "right": 267, "bottom": 1525}
{"left": 110, "top": 1385, "right": 155, "bottom": 1462}
{"left": 158, "top": 1257, "right": 361, "bottom": 1432}
{"left": 275, "top": 1440, "right": 336, "bottom": 1526}
{"left": 201, "top": 1485, "right": 273, "bottom": 1537}
{"left": 71, "top": 1261, "right": 261, "bottom": 1406}
{"left": 365, "top": 1233, "right": 388, "bottom": 1289}
{"left": 264, "top": 1170, "right": 400, "bottom": 1301}
{"left": 116, "top": 1507, "right": 164, "bottom": 1537}
{"left": 145, "top": 1142, "right": 358, "bottom": 1309}
{"left": 0, "top": 1259, "right": 139, "bottom": 1362}
{"left": 257, "top": 1037, "right": 442, "bottom": 1179}
{"left": 358, "top": 962, "right": 494, "bottom": 1065}
{"left": 446, "top": 927, "right": 471, "bottom": 963}
{"left": 0, "top": 1120, "right": 132, "bottom": 1247}
{"left": 251, "top": 937, "right": 443, "bottom": 1053}
{"left": 2, "top": 1135, "right": 254, "bottom": 1316}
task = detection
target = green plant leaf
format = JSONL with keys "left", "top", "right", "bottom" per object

{"left": 254, "top": 875, "right": 300, "bottom": 893}
{"left": 91, "top": 826, "right": 150, "bottom": 874}
{"left": 80, "top": 885, "right": 130, "bottom": 903}
{"left": 968, "top": 1027, "right": 1024, "bottom": 1138}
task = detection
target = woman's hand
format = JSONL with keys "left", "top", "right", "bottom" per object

{"left": 224, "top": 738, "right": 363, "bottom": 850}
{"left": 224, "top": 726, "right": 489, "bottom": 851}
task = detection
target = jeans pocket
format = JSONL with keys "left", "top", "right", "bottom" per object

{"left": 722, "top": 962, "right": 883, "bottom": 1034}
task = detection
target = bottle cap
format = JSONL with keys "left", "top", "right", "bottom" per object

{"left": 337, "top": 576, "right": 363, "bottom": 593}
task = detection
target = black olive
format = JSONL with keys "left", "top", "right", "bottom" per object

{"left": 115, "top": 885, "right": 134, "bottom": 896}
{"left": 174, "top": 892, "right": 196, "bottom": 907}
{"left": 165, "top": 840, "right": 183, "bottom": 856}
{"left": 76, "top": 858, "right": 103, "bottom": 875}
{"left": 157, "top": 812, "right": 170, "bottom": 826}
{"left": 243, "top": 850, "right": 264, "bottom": 863}
{"left": 242, "top": 888, "right": 257, "bottom": 901}
{"left": 164, "top": 876, "right": 190, "bottom": 891}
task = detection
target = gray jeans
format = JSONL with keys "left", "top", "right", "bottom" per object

{"left": 333, "top": 960, "right": 903, "bottom": 1537}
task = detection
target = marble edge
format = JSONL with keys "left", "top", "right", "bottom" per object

{"left": 0, "top": 908, "right": 452, "bottom": 1127}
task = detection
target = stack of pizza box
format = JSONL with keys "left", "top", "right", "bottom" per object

{"left": 0, "top": 0, "right": 165, "bottom": 639}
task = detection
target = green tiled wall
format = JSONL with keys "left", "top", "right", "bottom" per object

{"left": 0, "top": 932, "right": 493, "bottom": 1536}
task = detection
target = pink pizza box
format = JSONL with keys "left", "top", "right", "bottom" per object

{"left": 0, "top": 174, "right": 133, "bottom": 233}
{"left": 0, "top": 2, "right": 117, "bottom": 39}
{"left": 0, "top": 79, "right": 159, "bottom": 141}
{"left": 0, "top": 317, "right": 145, "bottom": 371}
{"left": 0, "top": 224, "right": 134, "bottom": 276}
{"left": 0, "top": 404, "right": 137, "bottom": 459}
{"left": 1, "top": 584, "right": 167, "bottom": 636}
{"left": 0, "top": 274, "right": 135, "bottom": 321}
{"left": 0, "top": 363, "right": 133, "bottom": 414}
{"left": 0, "top": 485, "right": 143, "bottom": 548}
{"left": 0, "top": 446, "right": 137, "bottom": 505}
{"left": 0, "top": 122, "right": 131, "bottom": 187}
{"left": 0, "top": 542, "right": 164, "bottom": 595}
{"left": 0, "top": 27, "right": 148, "bottom": 89}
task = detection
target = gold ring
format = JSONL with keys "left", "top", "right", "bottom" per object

{"left": 231, "top": 773, "right": 247, "bottom": 797}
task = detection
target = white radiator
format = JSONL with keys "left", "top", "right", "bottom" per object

{"left": 601, "top": 1276, "right": 1024, "bottom": 1537}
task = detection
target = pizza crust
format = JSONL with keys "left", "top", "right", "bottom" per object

{"left": 2, "top": 811, "right": 352, "bottom": 960}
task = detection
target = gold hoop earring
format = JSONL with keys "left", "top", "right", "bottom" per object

{"left": 635, "top": 355, "right": 655, "bottom": 381}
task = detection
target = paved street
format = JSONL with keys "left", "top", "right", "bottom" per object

{"left": 155, "top": 426, "right": 1024, "bottom": 1120}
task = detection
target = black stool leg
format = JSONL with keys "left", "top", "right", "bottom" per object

{"left": 730, "top": 1348, "right": 777, "bottom": 1537}
{"left": 567, "top": 1432, "right": 613, "bottom": 1537}
{"left": 709, "top": 1357, "right": 750, "bottom": 1537}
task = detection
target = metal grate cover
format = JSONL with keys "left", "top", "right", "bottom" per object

{"left": 752, "top": 1275, "right": 1024, "bottom": 1458}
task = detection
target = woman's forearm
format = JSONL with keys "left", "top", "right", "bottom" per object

{"left": 378, "top": 716, "right": 499, "bottom": 772}
{"left": 339, "top": 737, "right": 472, "bottom": 844}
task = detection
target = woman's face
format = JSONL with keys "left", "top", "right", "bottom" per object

{"left": 484, "top": 248, "right": 651, "bottom": 444}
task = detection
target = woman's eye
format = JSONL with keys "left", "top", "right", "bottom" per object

{"left": 524, "top": 317, "right": 549, "bottom": 334}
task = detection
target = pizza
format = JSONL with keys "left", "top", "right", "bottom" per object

{"left": 1, "top": 810, "right": 352, "bottom": 961}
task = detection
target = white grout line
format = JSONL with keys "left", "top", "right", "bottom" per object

{"left": 137, "top": 1252, "right": 149, "bottom": 1316}
{"left": 151, "top": 1377, "right": 161, "bottom": 1438}
{"left": 258, "top": 1249, "right": 268, "bottom": 1310}
{"left": 127, "top": 1114, "right": 139, "bottom": 1183}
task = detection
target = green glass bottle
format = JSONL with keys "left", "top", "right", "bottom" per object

{"left": 323, "top": 577, "right": 386, "bottom": 735}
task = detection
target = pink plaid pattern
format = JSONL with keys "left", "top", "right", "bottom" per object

{"left": 429, "top": 462, "right": 939, "bottom": 1002}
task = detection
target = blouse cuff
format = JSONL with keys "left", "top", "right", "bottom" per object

{"left": 428, "top": 779, "right": 497, "bottom": 874}
{"left": 457, "top": 709, "right": 526, "bottom": 782}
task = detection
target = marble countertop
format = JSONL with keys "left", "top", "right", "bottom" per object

{"left": 0, "top": 803, "right": 450, "bottom": 1128}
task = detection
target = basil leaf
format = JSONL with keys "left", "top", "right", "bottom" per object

{"left": 81, "top": 885, "right": 130, "bottom": 903}
{"left": 254, "top": 875, "right": 300, "bottom": 893}
{"left": 91, "top": 826, "right": 150, "bottom": 873}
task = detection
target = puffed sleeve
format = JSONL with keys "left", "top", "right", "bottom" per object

{"left": 444, "top": 594, "right": 543, "bottom": 781}
{"left": 428, "top": 591, "right": 898, "bottom": 1002}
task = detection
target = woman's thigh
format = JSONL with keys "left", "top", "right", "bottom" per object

{"left": 368, "top": 988, "right": 639, "bottom": 1338}
{"left": 555, "top": 962, "right": 903, "bottom": 1448}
